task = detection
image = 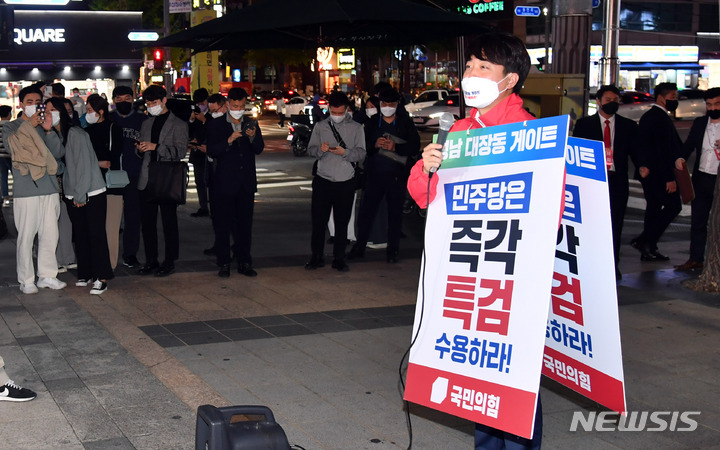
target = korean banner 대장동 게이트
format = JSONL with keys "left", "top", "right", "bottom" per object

{"left": 404, "top": 115, "right": 569, "bottom": 439}
{"left": 542, "top": 136, "right": 627, "bottom": 413}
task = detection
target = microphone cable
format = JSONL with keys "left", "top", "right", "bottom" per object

{"left": 398, "top": 171, "right": 434, "bottom": 450}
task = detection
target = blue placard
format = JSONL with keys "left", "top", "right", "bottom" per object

{"left": 593, "top": 0, "right": 600, "bottom": 8}
{"left": 440, "top": 115, "right": 569, "bottom": 169}
{"left": 232, "top": 69, "right": 241, "bottom": 82}
{"left": 565, "top": 137, "right": 607, "bottom": 183}
{"left": 514, "top": 6, "right": 541, "bottom": 17}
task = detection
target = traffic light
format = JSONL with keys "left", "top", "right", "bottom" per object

{"left": 153, "top": 48, "right": 164, "bottom": 65}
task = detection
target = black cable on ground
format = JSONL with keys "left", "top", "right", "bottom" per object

{"left": 398, "top": 173, "right": 433, "bottom": 450}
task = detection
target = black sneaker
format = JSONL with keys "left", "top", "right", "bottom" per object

{"left": 89, "top": 280, "right": 108, "bottom": 295}
{"left": 123, "top": 256, "right": 140, "bottom": 268}
{"left": 0, "top": 380, "right": 37, "bottom": 402}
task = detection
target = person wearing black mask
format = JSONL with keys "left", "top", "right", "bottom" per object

{"left": 573, "top": 85, "right": 642, "bottom": 280}
{"left": 630, "top": 82, "right": 684, "bottom": 263}
{"left": 111, "top": 86, "right": 147, "bottom": 269}
{"left": 675, "top": 87, "right": 720, "bottom": 272}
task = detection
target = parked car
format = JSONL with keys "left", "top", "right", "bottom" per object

{"left": 284, "top": 96, "right": 308, "bottom": 116}
{"left": 676, "top": 89, "right": 706, "bottom": 120}
{"left": 616, "top": 91, "right": 654, "bottom": 122}
{"left": 260, "top": 91, "right": 280, "bottom": 112}
{"left": 409, "top": 94, "right": 471, "bottom": 130}
{"left": 405, "top": 89, "right": 451, "bottom": 114}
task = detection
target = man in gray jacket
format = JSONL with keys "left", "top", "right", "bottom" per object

{"left": 4, "top": 86, "right": 67, "bottom": 294}
{"left": 136, "top": 85, "right": 188, "bottom": 277}
{"left": 305, "top": 92, "right": 366, "bottom": 272}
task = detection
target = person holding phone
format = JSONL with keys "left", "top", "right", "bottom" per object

{"left": 305, "top": 91, "right": 366, "bottom": 272}
{"left": 206, "top": 87, "right": 264, "bottom": 278}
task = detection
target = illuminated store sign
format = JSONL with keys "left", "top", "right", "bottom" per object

{"left": 337, "top": 48, "right": 355, "bottom": 70}
{"left": 14, "top": 28, "right": 65, "bottom": 46}
{"left": 457, "top": 0, "right": 505, "bottom": 15}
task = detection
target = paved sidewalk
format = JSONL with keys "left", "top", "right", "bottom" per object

{"left": 0, "top": 198, "right": 718, "bottom": 449}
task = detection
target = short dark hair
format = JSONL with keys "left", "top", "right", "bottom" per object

{"left": 193, "top": 88, "right": 209, "bottom": 103}
{"left": 19, "top": 86, "right": 43, "bottom": 103}
{"left": 51, "top": 83, "right": 65, "bottom": 97}
{"left": 0, "top": 105, "right": 11, "bottom": 119}
{"left": 328, "top": 91, "right": 349, "bottom": 108}
{"left": 465, "top": 31, "right": 531, "bottom": 95}
{"left": 378, "top": 87, "right": 401, "bottom": 103}
{"left": 654, "top": 82, "right": 677, "bottom": 100}
{"left": 142, "top": 85, "right": 167, "bottom": 102}
{"left": 704, "top": 88, "right": 720, "bottom": 101}
{"left": 227, "top": 88, "right": 248, "bottom": 101}
{"left": 86, "top": 93, "right": 109, "bottom": 118}
{"left": 72, "top": 87, "right": 80, "bottom": 92}
{"left": 596, "top": 85, "right": 620, "bottom": 100}
{"left": 112, "top": 85, "right": 134, "bottom": 99}
{"left": 373, "top": 82, "right": 392, "bottom": 96}
{"left": 207, "top": 93, "right": 226, "bottom": 105}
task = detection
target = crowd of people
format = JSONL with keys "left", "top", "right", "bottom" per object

{"left": 573, "top": 82, "right": 720, "bottom": 280}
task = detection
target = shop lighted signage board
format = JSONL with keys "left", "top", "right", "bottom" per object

{"left": 4, "top": 0, "right": 70, "bottom": 4}
{"left": 457, "top": 0, "right": 505, "bottom": 15}
{"left": 128, "top": 31, "right": 159, "bottom": 42}
{"left": 337, "top": 48, "right": 355, "bottom": 70}
{"left": 3, "top": 10, "right": 142, "bottom": 63}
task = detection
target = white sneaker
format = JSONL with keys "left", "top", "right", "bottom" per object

{"left": 57, "top": 266, "right": 67, "bottom": 274}
{"left": 37, "top": 277, "right": 67, "bottom": 290}
{"left": 89, "top": 280, "right": 107, "bottom": 295}
{"left": 66, "top": 263, "right": 77, "bottom": 269}
{"left": 20, "top": 283, "right": 38, "bottom": 294}
{"left": 75, "top": 279, "right": 89, "bottom": 287}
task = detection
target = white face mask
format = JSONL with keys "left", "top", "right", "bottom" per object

{"left": 365, "top": 107, "right": 377, "bottom": 118}
{"left": 24, "top": 104, "right": 37, "bottom": 118}
{"left": 211, "top": 111, "right": 224, "bottom": 119}
{"left": 85, "top": 112, "right": 99, "bottom": 125}
{"left": 50, "top": 111, "right": 61, "bottom": 127}
{"left": 380, "top": 106, "right": 396, "bottom": 117}
{"left": 461, "top": 74, "right": 510, "bottom": 109}
{"left": 147, "top": 104, "right": 164, "bottom": 116}
{"left": 229, "top": 109, "right": 243, "bottom": 119}
{"left": 330, "top": 111, "right": 346, "bottom": 123}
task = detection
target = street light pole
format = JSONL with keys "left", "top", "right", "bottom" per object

{"left": 164, "top": 0, "right": 172, "bottom": 96}
{"left": 600, "top": 0, "right": 621, "bottom": 86}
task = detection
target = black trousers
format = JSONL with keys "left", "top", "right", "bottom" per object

{"left": 690, "top": 171, "right": 716, "bottom": 262}
{"left": 607, "top": 172, "right": 629, "bottom": 265}
{"left": 193, "top": 157, "right": 209, "bottom": 210}
{"left": 214, "top": 189, "right": 254, "bottom": 266}
{"left": 638, "top": 175, "right": 682, "bottom": 250}
{"left": 65, "top": 194, "right": 113, "bottom": 281}
{"left": 122, "top": 176, "right": 141, "bottom": 260}
{"left": 310, "top": 176, "right": 355, "bottom": 261}
{"left": 277, "top": 112, "right": 285, "bottom": 127}
{"left": 139, "top": 189, "right": 179, "bottom": 265}
{"left": 356, "top": 172, "right": 405, "bottom": 254}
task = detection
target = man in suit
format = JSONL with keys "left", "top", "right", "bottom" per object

{"left": 136, "top": 85, "right": 189, "bottom": 277}
{"left": 675, "top": 87, "right": 720, "bottom": 271}
{"left": 631, "top": 82, "right": 684, "bottom": 262}
{"left": 573, "top": 85, "right": 642, "bottom": 280}
{"left": 206, "top": 87, "right": 264, "bottom": 278}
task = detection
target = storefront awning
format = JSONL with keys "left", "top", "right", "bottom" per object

{"left": 620, "top": 62, "right": 704, "bottom": 71}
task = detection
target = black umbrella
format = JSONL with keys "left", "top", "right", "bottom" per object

{"left": 156, "top": 0, "right": 491, "bottom": 51}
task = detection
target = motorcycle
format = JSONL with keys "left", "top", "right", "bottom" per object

{"left": 287, "top": 114, "right": 313, "bottom": 157}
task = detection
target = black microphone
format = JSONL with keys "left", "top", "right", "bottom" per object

{"left": 430, "top": 112, "right": 455, "bottom": 176}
